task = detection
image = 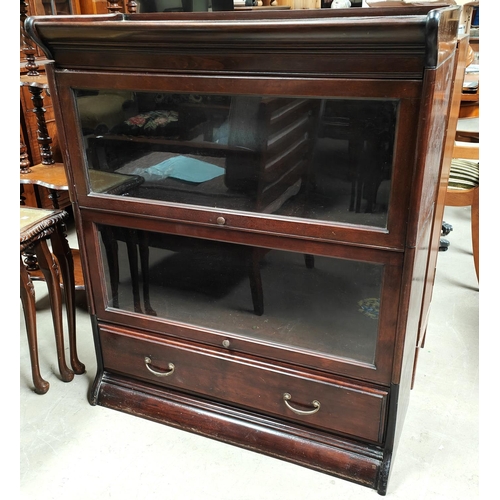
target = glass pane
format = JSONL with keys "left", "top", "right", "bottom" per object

{"left": 77, "top": 91, "right": 398, "bottom": 228}
{"left": 96, "top": 224, "right": 384, "bottom": 364}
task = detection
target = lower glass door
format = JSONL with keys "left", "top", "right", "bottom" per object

{"left": 95, "top": 223, "right": 388, "bottom": 367}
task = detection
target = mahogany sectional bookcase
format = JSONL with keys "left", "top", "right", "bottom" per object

{"left": 26, "top": 5, "right": 460, "bottom": 494}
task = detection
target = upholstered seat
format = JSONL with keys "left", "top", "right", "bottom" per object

{"left": 448, "top": 158, "right": 479, "bottom": 191}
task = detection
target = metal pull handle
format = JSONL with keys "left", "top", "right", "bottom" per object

{"left": 283, "top": 392, "right": 321, "bottom": 416}
{"left": 144, "top": 356, "right": 175, "bottom": 377}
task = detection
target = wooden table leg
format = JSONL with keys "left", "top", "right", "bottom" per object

{"left": 51, "top": 223, "right": 86, "bottom": 374}
{"left": 33, "top": 239, "right": 74, "bottom": 383}
{"left": 20, "top": 259, "right": 49, "bottom": 395}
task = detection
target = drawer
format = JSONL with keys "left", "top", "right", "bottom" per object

{"left": 99, "top": 325, "right": 389, "bottom": 443}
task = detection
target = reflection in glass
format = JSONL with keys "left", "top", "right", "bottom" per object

{"left": 77, "top": 91, "right": 398, "bottom": 228}
{"left": 97, "top": 224, "right": 383, "bottom": 364}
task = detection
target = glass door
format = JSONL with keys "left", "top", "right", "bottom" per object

{"left": 81, "top": 213, "right": 402, "bottom": 384}
{"left": 78, "top": 90, "right": 399, "bottom": 230}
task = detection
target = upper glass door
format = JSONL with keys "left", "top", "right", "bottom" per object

{"left": 76, "top": 90, "right": 398, "bottom": 229}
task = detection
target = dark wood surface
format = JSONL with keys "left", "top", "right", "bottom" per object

{"left": 100, "top": 324, "right": 389, "bottom": 442}
{"left": 413, "top": 34, "right": 471, "bottom": 388}
{"left": 28, "top": 5, "right": 460, "bottom": 495}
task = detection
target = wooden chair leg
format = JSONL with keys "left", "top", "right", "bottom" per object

{"left": 51, "top": 225, "right": 86, "bottom": 374}
{"left": 248, "top": 250, "right": 315, "bottom": 316}
{"left": 20, "top": 259, "right": 49, "bottom": 395}
{"left": 471, "top": 187, "right": 479, "bottom": 281}
{"left": 249, "top": 248, "right": 264, "bottom": 316}
{"left": 304, "top": 254, "right": 315, "bottom": 269}
{"left": 138, "top": 233, "right": 157, "bottom": 317}
{"left": 126, "top": 238, "right": 143, "bottom": 314}
{"left": 34, "top": 240, "right": 74, "bottom": 383}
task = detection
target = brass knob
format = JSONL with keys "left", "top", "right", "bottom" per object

{"left": 216, "top": 216, "right": 226, "bottom": 225}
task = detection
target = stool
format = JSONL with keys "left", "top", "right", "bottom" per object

{"left": 20, "top": 207, "right": 85, "bottom": 394}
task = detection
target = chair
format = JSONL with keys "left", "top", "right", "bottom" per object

{"left": 20, "top": 207, "right": 85, "bottom": 394}
{"left": 315, "top": 99, "right": 396, "bottom": 214}
{"left": 445, "top": 139, "right": 479, "bottom": 281}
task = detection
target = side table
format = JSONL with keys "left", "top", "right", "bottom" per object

{"left": 20, "top": 163, "right": 85, "bottom": 290}
{"left": 20, "top": 207, "right": 85, "bottom": 394}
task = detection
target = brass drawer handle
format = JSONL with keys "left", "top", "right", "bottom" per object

{"left": 283, "top": 392, "right": 321, "bottom": 416}
{"left": 144, "top": 356, "right": 175, "bottom": 377}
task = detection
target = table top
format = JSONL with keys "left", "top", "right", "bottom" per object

{"left": 20, "top": 164, "right": 144, "bottom": 198}
{"left": 20, "top": 73, "right": 49, "bottom": 88}
{"left": 89, "top": 170, "right": 144, "bottom": 194}
{"left": 20, "top": 163, "right": 69, "bottom": 191}
{"left": 20, "top": 206, "right": 67, "bottom": 250}
{"left": 21, "top": 207, "right": 58, "bottom": 231}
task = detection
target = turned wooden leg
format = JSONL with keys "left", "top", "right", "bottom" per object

{"left": 47, "top": 189, "right": 61, "bottom": 209}
{"left": 28, "top": 85, "right": 55, "bottom": 165}
{"left": 126, "top": 1, "right": 138, "bottom": 13}
{"left": 51, "top": 224, "right": 85, "bottom": 374}
{"left": 34, "top": 239, "right": 74, "bottom": 383}
{"left": 20, "top": 259, "right": 49, "bottom": 395}
{"left": 20, "top": 140, "right": 31, "bottom": 174}
{"left": 107, "top": 1, "right": 122, "bottom": 13}
{"left": 20, "top": 0, "right": 40, "bottom": 76}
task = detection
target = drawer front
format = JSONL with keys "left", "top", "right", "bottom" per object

{"left": 100, "top": 325, "right": 388, "bottom": 443}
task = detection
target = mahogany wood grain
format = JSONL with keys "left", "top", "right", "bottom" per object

{"left": 27, "top": 6, "right": 460, "bottom": 494}
{"left": 20, "top": 260, "right": 49, "bottom": 394}
{"left": 100, "top": 325, "right": 389, "bottom": 442}
{"left": 97, "top": 373, "right": 385, "bottom": 490}
{"left": 413, "top": 35, "right": 470, "bottom": 388}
